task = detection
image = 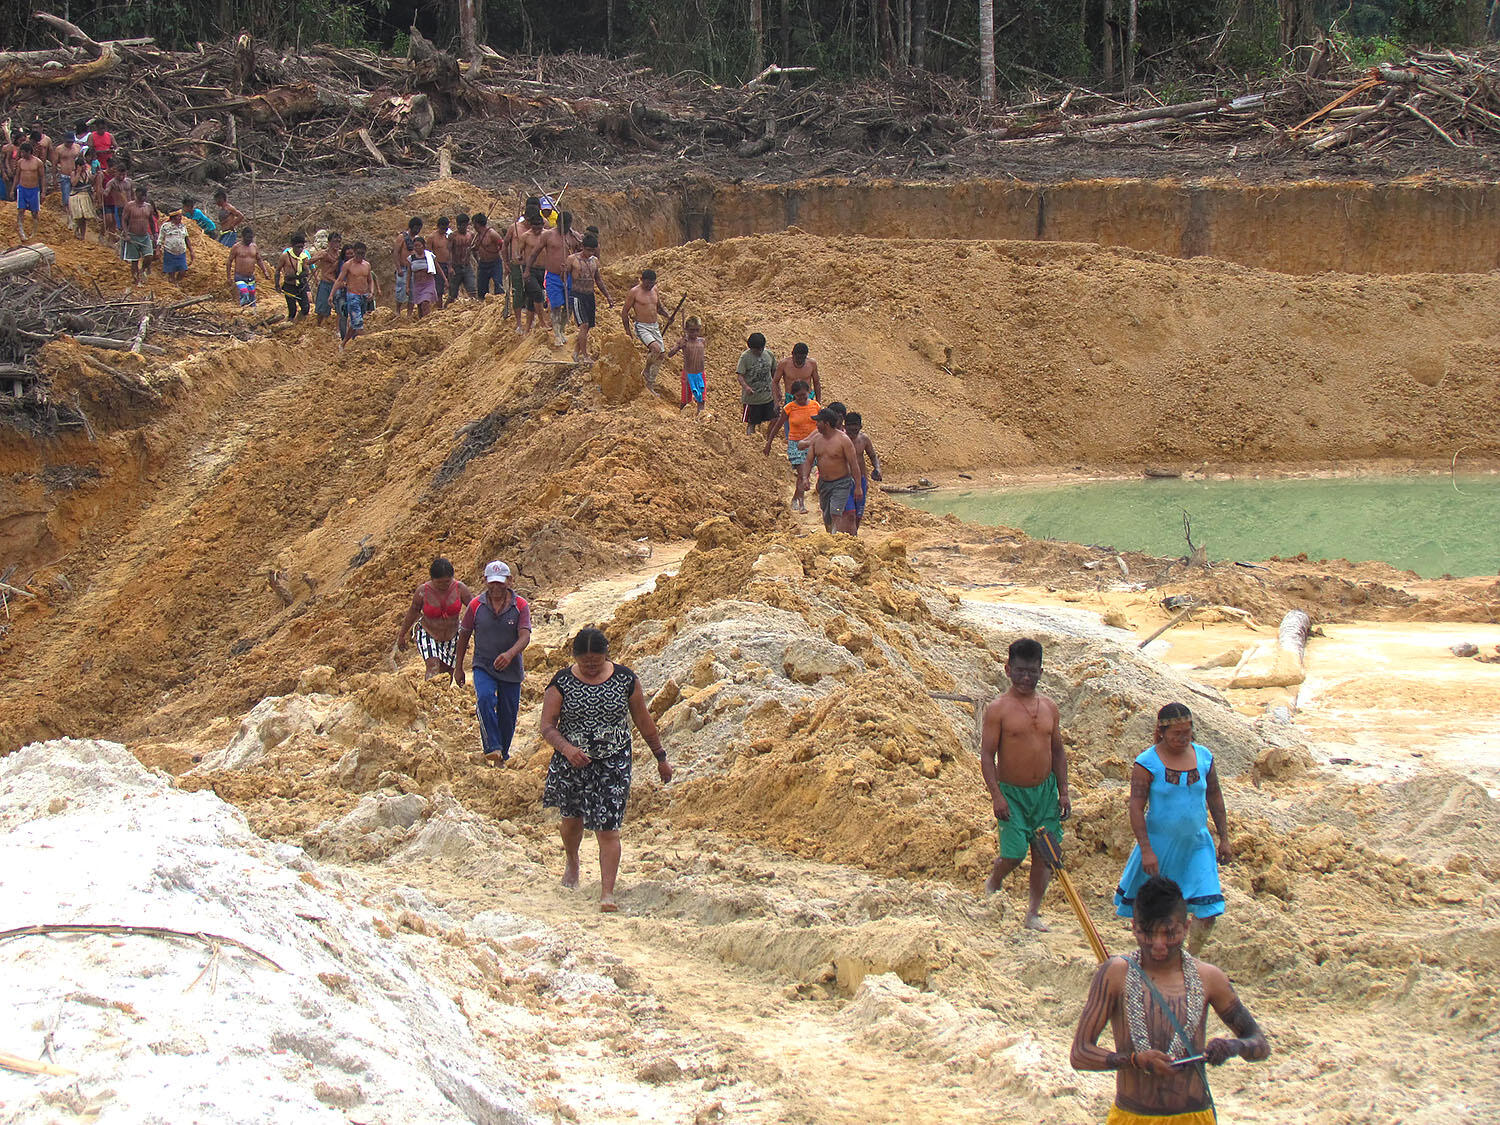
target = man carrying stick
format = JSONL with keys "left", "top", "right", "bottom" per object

{"left": 982, "top": 637, "right": 1071, "bottom": 931}
{"left": 1071, "top": 875, "right": 1269, "bottom": 1125}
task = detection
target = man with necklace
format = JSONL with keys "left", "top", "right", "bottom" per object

{"left": 1071, "top": 875, "right": 1270, "bottom": 1124}
{"left": 981, "top": 636, "right": 1071, "bottom": 930}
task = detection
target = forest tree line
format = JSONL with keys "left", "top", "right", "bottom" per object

{"left": 3, "top": 0, "right": 1497, "bottom": 93}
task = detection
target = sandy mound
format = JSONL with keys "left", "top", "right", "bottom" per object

{"left": 0, "top": 738, "right": 536, "bottom": 1124}
{"left": 621, "top": 230, "right": 1500, "bottom": 476}
{"left": 0, "top": 268, "right": 782, "bottom": 751}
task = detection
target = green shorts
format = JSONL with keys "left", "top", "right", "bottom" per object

{"left": 996, "top": 774, "right": 1062, "bottom": 860}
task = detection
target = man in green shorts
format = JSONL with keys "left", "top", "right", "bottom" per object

{"left": 981, "top": 637, "right": 1072, "bottom": 931}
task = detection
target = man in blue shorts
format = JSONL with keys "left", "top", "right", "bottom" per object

{"left": 13, "top": 141, "right": 45, "bottom": 241}
{"left": 981, "top": 637, "right": 1072, "bottom": 931}
{"left": 842, "top": 412, "right": 883, "bottom": 533}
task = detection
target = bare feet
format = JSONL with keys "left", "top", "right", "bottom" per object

{"left": 1023, "top": 912, "right": 1050, "bottom": 932}
{"left": 561, "top": 862, "right": 579, "bottom": 889}
{"left": 599, "top": 894, "right": 618, "bottom": 913}
{"left": 984, "top": 874, "right": 1002, "bottom": 894}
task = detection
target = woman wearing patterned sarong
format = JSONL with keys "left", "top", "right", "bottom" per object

{"left": 394, "top": 557, "right": 472, "bottom": 678}
{"left": 1115, "top": 703, "right": 1232, "bottom": 954}
{"left": 541, "top": 628, "right": 672, "bottom": 912}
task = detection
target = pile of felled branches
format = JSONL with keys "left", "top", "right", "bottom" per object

{"left": 946, "top": 43, "right": 1500, "bottom": 159}
{"left": 12, "top": 8, "right": 1500, "bottom": 187}
{"left": 0, "top": 266, "right": 233, "bottom": 435}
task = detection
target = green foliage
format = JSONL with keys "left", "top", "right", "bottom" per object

{"left": 1330, "top": 28, "right": 1409, "bottom": 65}
{"left": 1392, "top": 0, "right": 1470, "bottom": 41}
{"left": 1, "top": 0, "right": 381, "bottom": 50}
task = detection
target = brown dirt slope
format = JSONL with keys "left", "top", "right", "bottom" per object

{"left": 0, "top": 251, "right": 781, "bottom": 751}
{"left": 632, "top": 231, "right": 1500, "bottom": 476}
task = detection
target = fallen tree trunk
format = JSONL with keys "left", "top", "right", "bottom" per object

{"left": 1229, "top": 609, "right": 1311, "bottom": 688}
{"left": 188, "top": 82, "right": 371, "bottom": 124}
{"left": 0, "top": 245, "right": 56, "bottom": 276}
{"left": 0, "top": 44, "right": 118, "bottom": 97}
{"left": 73, "top": 334, "right": 167, "bottom": 356}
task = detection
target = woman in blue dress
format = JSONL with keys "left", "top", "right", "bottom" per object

{"left": 1115, "top": 702, "right": 1232, "bottom": 953}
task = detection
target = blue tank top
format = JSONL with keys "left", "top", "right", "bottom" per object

{"left": 1136, "top": 743, "right": 1213, "bottom": 845}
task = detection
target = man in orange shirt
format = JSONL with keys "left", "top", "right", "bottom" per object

{"left": 763, "top": 378, "right": 820, "bottom": 513}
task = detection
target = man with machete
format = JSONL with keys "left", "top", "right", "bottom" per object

{"left": 1071, "top": 874, "right": 1269, "bottom": 1125}
{"left": 982, "top": 637, "right": 1071, "bottom": 930}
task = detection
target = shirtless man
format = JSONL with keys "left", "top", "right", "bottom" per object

{"left": 774, "top": 343, "right": 821, "bottom": 406}
{"left": 332, "top": 241, "right": 379, "bottom": 344}
{"left": 105, "top": 159, "right": 132, "bottom": 242}
{"left": 502, "top": 196, "right": 541, "bottom": 320}
{"left": 1071, "top": 874, "right": 1270, "bottom": 1125}
{"left": 213, "top": 188, "right": 245, "bottom": 246}
{"left": 391, "top": 216, "right": 422, "bottom": 318}
{"left": 526, "top": 210, "right": 575, "bottom": 346}
{"left": 797, "top": 408, "right": 864, "bottom": 533}
{"left": 472, "top": 213, "right": 504, "bottom": 304}
{"left": 50, "top": 133, "right": 80, "bottom": 211}
{"left": 28, "top": 126, "right": 52, "bottom": 170}
{"left": 310, "top": 231, "right": 344, "bottom": 327}
{"left": 120, "top": 186, "right": 156, "bottom": 283}
{"left": 513, "top": 208, "right": 549, "bottom": 335}
{"left": 447, "top": 213, "right": 476, "bottom": 301}
{"left": 981, "top": 637, "right": 1071, "bottom": 931}
{"left": 12, "top": 141, "right": 44, "bottom": 240}
{"left": 621, "top": 269, "right": 667, "bottom": 387}
{"left": 429, "top": 216, "right": 452, "bottom": 310}
{"left": 226, "top": 226, "right": 271, "bottom": 307}
{"left": 843, "top": 411, "right": 883, "bottom": 532}
{"left": 564, "top": 232, "right": 612, "bottom": 363}
{"left": 667, "top": 315, "right": 707, "bottom": 412}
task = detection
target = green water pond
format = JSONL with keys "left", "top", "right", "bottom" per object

{"left": 899, "top": 475, "right": 1500, "bottom": 579}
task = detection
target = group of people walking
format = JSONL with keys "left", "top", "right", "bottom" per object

{"left": 979, "top": 637, "right": 1268, "bottom": 1122}
{"left": 395, "top": 568, "right": 1269, "bottom": 1120}
{"left": 396, "top": 558, "right": 667, "bottom": 914}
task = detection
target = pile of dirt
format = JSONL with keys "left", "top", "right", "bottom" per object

{"left": 627, "top": 230, "right": 1500, "bottom": 478}
{"left": 0, "top": 228, "right": 783, "bottom": 752}
{"left": 166, "top": 526, "right": 1292, "bottom": 883}
{"left": 0, "top": 737, "right": 535, "bottom": 1123}
{"left": 899, "top": 520, "right": 1497, "bottom": 625}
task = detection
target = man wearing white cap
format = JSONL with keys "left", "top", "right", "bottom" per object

{"left": 453, "top": 561, "right": 532, "bottom": 764}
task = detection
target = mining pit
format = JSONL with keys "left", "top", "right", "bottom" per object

{"left": 2, "top": 172, "right": 1499, "bottom": 1123}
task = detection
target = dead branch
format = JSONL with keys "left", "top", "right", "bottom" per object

{"left": 0, "top": 922, "right": 285, "bottom": 971}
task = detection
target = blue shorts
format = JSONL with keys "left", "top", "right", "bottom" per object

{"left": 787, "top": 441, "right": 808, "bottom": 467}
{"left": 347, "top": 294, "right": 370, "bottom": 331}
{"left": 315, "top": 280, "right": 333, "bottom": 317}
{"left": 844, "top": 476, "right": 869, "bottom": 516}
{"left": 394, "top": 270, "right": 409, "bottom": 304}
{"left": 545, "top": 270, "right": 568, "bottom": 308}
{"left": 685, "top": 371, "right": 705, "bottom": 405}
{"left": 219, "top": 231, "right": 238, "bottom": 246}
{"left": 163, "top": 250, "right": 188, "bottom": 273}
{"left": 16, "top": 185, "right": 40, "bottom": 214}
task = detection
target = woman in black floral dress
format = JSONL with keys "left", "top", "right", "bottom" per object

{"left": 540, "top": 628, "right": 672, "bottom": 911}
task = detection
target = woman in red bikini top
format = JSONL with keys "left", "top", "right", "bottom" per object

{"left": 395, "top": 557, "right": 473, "bottom": 678}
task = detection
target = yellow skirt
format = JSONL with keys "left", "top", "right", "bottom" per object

{"left": 1107, "top": 1107, "right": 1215, "bottom": 1125}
